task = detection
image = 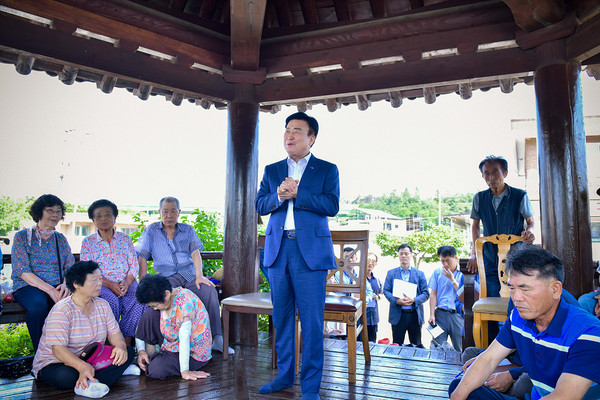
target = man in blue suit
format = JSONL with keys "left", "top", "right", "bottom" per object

{"left": 383, "top": 244, "right": 429, "bottom": 347}
{"left": 255, "top": 112, "right": 339, "bottom": 400}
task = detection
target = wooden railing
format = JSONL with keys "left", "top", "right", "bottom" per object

{"left": 1, "top": 251, "right": 224, "bottom": 324}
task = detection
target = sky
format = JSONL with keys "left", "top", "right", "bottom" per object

{"left": 1, "top": 63, "right": 599, "bottom": 212}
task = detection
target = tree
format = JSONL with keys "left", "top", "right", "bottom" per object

{"left": 0, "top": 196, "right": 33, "bottom": 236}
{"left": 376, "top": 225, "right": 468, "bottom": 269}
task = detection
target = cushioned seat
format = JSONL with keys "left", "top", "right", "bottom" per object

{"left": 325, "top": 294, "right": 362, "bottom": 312}
{"left": 472, "top": 297, "right": 510, "bottom": 314}
{"left": 221, "top": 292, "right": 273, "bottom": 309}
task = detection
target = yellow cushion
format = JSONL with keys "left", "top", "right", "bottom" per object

{"left": 472, "top": 297, "right": 510, "bottom": 315}
{"left": 221, "top": 292, "right": 272, "bottom": 309}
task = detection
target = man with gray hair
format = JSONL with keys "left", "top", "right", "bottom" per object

{"left": 135, "top": 197, "right": 232, "bottom": 355}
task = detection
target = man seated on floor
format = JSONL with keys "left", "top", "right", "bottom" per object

{"left": 449, "top": 243, "right": 600, "bottom": 400}
{"left": 428, "top": 245, "right": 463, "bottom": 352}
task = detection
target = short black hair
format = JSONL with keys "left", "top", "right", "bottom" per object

{"left": 397, "top": 244, "right": 413, "bottom": 253}
{"left": 29, "top": 194, "right": 66, "bottom": 223}
{"left": 136, "top": 274, "right": 173, "bottom": 304}
{"left": 88, "top": 199, "right": 118, "bottom": 220}
{"left": 437, "top": 245, "right": 457, "bottom": 257}
{"left": 286, "top": 112, "right": 319, "bottom": 138}
{"left": 343, "top": 247, "right": 355, "bottom": 253}
{"left": 479, "top": 155, "right": 508, "bottom": 173}
{"left": 505, "top": 243, "right": 564, "bottom": 283}
{"left": 65, "top": 261, "right": 100, "bottom": 292}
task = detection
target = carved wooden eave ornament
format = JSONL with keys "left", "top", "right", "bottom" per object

{"left": 0, "top": 0, "right": 598, "bottom": 112}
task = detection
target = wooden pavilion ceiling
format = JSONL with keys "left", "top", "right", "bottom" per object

{"left": 0, "top": 0, "right": 598, "bottom": 112}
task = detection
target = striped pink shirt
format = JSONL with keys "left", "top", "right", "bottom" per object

{"left": 32, "top": 297, "right": 119, "bottom": 378}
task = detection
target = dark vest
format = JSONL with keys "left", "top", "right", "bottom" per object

{"left": 477, "top": 184, "right": 527, "bottom": 277}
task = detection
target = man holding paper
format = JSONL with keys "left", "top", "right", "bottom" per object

{"left": 383, "top": 244, "right": 429, "bottom": 347}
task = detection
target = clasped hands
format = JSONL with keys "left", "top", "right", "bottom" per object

{"left": 277, "top": 177, "right": 299, "bottom": 200}
{"left": 396, "top": 294, "right": 414, "bottom": 306}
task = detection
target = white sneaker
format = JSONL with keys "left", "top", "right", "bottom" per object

{"left": 74, "top": 381, "right": 109, "bottom": 398}
{"left": 123, "top": 364, "right": 141, "bottom": 376}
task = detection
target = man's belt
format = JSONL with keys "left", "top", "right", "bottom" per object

{"left": 437, "top": 308, "right": 457, "bottom": 314}
{"left": 284, "top": 230, "right": 296, "bottom": 239}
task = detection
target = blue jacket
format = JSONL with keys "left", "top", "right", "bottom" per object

{"left": 383, "top": 266, "right": 429, "bottom": 326}
{"left": 255, "top": 155, "right": 340, "bottom": 270}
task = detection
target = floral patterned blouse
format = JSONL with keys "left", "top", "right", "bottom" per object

{"left": 80, "top": 231, "right": 138, "bottom": 282}
{"left": 160, "top": 288, "right": 211, "bottom": 362}
{"left": 11, "top": 229, "right": 75, "bottom": 292}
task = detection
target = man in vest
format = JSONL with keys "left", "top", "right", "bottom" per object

{"left": 467, "top": 156, "right": 535, "bottom": 341}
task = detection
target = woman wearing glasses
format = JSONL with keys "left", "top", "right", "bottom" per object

{"left": 11, "top": 194, "right": 75, "bottom": 351}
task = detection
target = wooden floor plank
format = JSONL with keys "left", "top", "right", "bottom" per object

{"left": 0, "top": 336, "right": 461, "bottom": 400}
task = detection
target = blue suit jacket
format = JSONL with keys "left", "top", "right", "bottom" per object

{"left": 255, "top": 155, "right": 340, "bottom": 270}
{"left": 383, "top": 266, "right": 430, "bottom": 326}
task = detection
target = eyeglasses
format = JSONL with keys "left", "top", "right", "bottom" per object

{"left": 43, "top": 208, "right": 63, "bottom": 216}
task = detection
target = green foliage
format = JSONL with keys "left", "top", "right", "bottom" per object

{"left": 353, "top": 189, "right": 473, "bottom": 229}
{"left": 63, "top": 203, "right": 87, "bottom": 213}
{"left": 0, "top": 196, "right": 33, "bottom": 236}
{"left": 180, "top": 210, "right": 224, "bottom": 277}
{"left": 376, "top": 225, "right": 468, "bottom": 268}
{"left": 0, "top": 323, "right": 34, "bottom": 358}
{"left": 129, "top": 212, "right": 155, "bottom": 274}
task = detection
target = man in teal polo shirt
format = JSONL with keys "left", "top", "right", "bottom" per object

{"left": 449, "top": 244, "right": 600, "bottom": 400}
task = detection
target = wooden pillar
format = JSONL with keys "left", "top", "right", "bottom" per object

{"left": 223, "top": 84, "right": 259, "bottom": 344}
{"left": 535, "top": 41, "right": 593, "bottom": 297}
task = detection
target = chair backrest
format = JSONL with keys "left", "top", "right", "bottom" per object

{"left": 475, "top": 234, "right": 523, "bottom": 298}
{"left": 326, "top": 230, "right": 369, "bottom": 299}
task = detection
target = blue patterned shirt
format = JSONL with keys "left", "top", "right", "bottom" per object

{"left": 136, "top": 222, "right": 203, "bottom": 282}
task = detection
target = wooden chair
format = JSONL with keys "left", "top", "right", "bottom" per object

{"left": 295, "top": 230, "right": 371, "bottom": 383}
{"left": 472, "top": 234, "right": 523, "bottom": 348}
{"left": 221, "top": 235, "right": 277, "bottom": 368}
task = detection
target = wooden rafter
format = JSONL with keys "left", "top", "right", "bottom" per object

{"left": 502, "top": 0, "right": 566, "bottom": 32}
{"left": 0, "top": 13, "right": 234, "bottom": 102}
{"left": 229, "top": 0, "right": 267, "bottom": 70}
{"left": 256, "top": 47, "right": 535, "bottom": 104}
{"left": 299, "top": 0, "right": 319, "bottom": 24}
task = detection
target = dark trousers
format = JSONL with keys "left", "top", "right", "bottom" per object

{"left": 367, "top": 324, "right": 378, "bottom": 342}
{"left": 13, "top": 285, "right": 55, "bottom": 352}
{"left": 392, "top": 310, "right": 421, "bottom": 346}
{"left": 448, "top": 378, "right": 519, "bottom": 400}
{"left": 37, "top": 347, "right": 134, "bottom": 390}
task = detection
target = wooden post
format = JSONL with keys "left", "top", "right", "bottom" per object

{"left": 223, "top": 84, "right": 260, "bottom": 344}
{"left": 535, "top": 41, "right": 593, "bottom": 297}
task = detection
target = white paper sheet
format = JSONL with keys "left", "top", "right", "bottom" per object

{"left": 393, "top": 279, "right": 417, "bottom": 299}
{"left": 426, "top": 324, "right": 445, "bottom": 338}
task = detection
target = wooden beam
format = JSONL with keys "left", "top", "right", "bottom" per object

{"left": 503, "top": 0, "right": 566, "bottom": 32}
{"left": 333, "top": 0, "right": 352, "bottom": 22}
{"left": 566, "top": 13, "right": 600, "bottom": 62}
{"left": 2, "top": 0, "right": 229, "bottom": 69}
{"left": 96, "top": 75, "right": 117, "bottom": 93}
{"left": 408, "top": 0, "right": 424, "bottom": 10}
{"left": 515, "top": 12, "right": 577, "bottom": 50}
{"left": 256, "top": 47, "right": 535, "bottom": 103}
{"left": 459, "top": 82, "right": 472, "bottom": 99}
{"left": 59, "top": 65, "right": 79, "bottom": 85}
{"left": 423, "top": 87, "right": 436, "bottom": 104}
{"left": 15, "top": 54, "right": 35, "bottom": 75}
{"left": 274, "top": 0, "right": 294, "bottom": 27}
{"left": 0, "top": 13, "right": 234, "bottom": 102}
{"left": 262, "top": 22, "right": 518, "bottom": 74}
{"left": 199, "top": 0, "right": 219, "bottom": 18}
{"left": 369, "top": 0, "right": 386, "bottom": 18}
{"left": 299, "top": 0, "right": 319, "bottom": 25}
{"left": 230, "top": 0, "right": 266, "bottom": 70}
{"left": 261, "top": 5, "right": 513, "bottom": 58}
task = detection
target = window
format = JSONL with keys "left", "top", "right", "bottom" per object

{"left": 120, "top": 227, "right": 135, "bottom": 235}
{"left": 75, "top": 226, "right": 89, "bottom": 236}
{"left": 592, "top": 222, "right": 600, "bottom": 243}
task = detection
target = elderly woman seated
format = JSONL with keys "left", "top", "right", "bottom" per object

{"left": 81, "top": 199, "right": 146, "bottom": 344}
{"left": 135, "top": 274, "right": 212, "bottom": 380}
{"left": 32, "top": 261, "right": 136, "bottom": 399}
